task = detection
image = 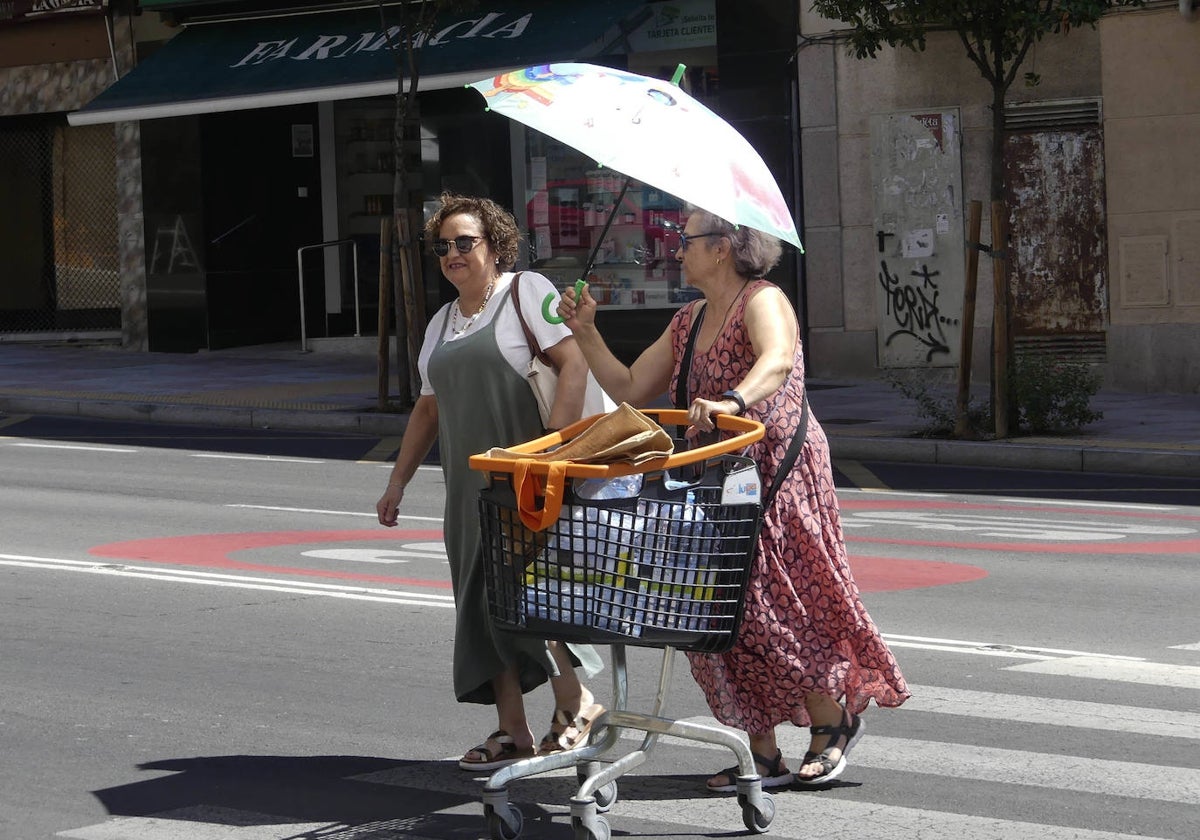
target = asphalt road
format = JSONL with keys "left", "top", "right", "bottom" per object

{"left": 2, "top": 415, "right": 1198, "bottom": 840}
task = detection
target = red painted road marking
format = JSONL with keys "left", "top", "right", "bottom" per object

{"left": 89, "top": 530, "right": 452, "bottom": 589}
{"left": 90, "top": 529, "right": 989, "bottom": 593}
{"left": 849, "top": 554, "right": 988, "bottom": 592}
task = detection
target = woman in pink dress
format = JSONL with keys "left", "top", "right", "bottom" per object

{"left": 558, "top": 209, "right": 909, "bottom": 791}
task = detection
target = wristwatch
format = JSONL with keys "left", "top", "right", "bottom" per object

{"left": 721, "top": 389, "right": 746, "bottom": 414}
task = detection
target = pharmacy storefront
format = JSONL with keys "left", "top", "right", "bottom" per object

{"left": 70, "top": 0, "right": 797, "bottom": 357}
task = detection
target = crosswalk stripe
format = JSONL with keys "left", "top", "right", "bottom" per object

{"left": 901, "top": 684, "right": 1200, "bottom": 739}
{"left": 771, "top": 731, "right": 1200, "bottom": 805}
{"left": 644, "top": 718, "right": 1200, "bottom": 806}
{"left": 1009, "top": 656, "right": 1200, "bottom": 690}
{"left": 357, "top": 751, "right": 1192, "bottom": 840}
{"left": 634, "top": 795, "right": 1182, "bottom": 840}
{"left": 57, "top": 808, "right": 445, "bottom": 840}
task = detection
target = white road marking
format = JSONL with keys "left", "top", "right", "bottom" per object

{"left": 994, "top": 496, "right": 1180, "bottom": 511}
{"left": 1009, "top": 656, "right": 1200, "bottom": 690}
{"left": 225, "top": 503, "right": 443, "bottom": 523}
{"left": 0, "top": 554, "right": 453, "bottom": 607}
{"left": 1170, "top": 641, "right": 1200, "bottom": 650}
{"left": 838, "top": 487, "right": 1180, "bottom": 513}
{"left": 884, "top": 633, "right": 1145, "bottom": 661}
{"left": 9, "top": 442, "right": 137, "bottom": 453}
{"left": 842, "top": 509, "right": 1194, "bottom": 541}
{"left": 301, "top": 546, "right": 446, "bottom": 564}
{"left": 57, "top": 807, "right": 408, "bottom": 840}
{"left": 360, "top": 732, "right": 1200, "bottom": 839}
{"left": 189, "top": 453, "right": 321, "bottom": 463}
{"left": 812, "top": 732, "right": 1200, "bottom": 804}
{"left": 883, "top": 640, "right": 1053, "bottom": 659}
{"left": 901, "top": 684, "right": 1200, "bottom": 739}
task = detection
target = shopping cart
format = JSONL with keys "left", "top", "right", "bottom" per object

{"left": 468, "top": 409, "right": 775, "bottom": 840}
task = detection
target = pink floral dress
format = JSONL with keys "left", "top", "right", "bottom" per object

{"left": 672, "top": 280, "right": 910, "bottom": 734}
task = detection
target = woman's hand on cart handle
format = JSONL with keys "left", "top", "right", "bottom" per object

{"left": 688, "top": 396, "right": 741, "bottom": 434}
{"left": 376, "top": 482, "right": 405, "bottom": 527}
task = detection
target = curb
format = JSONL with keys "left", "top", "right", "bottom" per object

{"left": 4, "top": 395, "right": 1198, "bottom": 478}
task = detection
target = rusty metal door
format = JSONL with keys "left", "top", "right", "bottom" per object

{"left": 1004, "top": 128, "right": 1107, "bottom": 341}
{"left": 870, "top": 109, "right": 965, "bottom": 367}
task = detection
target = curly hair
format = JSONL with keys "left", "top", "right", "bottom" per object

{"left": 689, "top": 209, "right": 783, "bottom": 278}
{"left": 424, "top": 192, "right": 522, "bottom": 271}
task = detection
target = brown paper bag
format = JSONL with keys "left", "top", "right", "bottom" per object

{"left": 487, "top": 404, "right": 675, "bottom": 531}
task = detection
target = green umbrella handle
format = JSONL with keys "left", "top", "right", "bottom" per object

{"left": 541, "top": 279, "right": 587, "bottom": 324}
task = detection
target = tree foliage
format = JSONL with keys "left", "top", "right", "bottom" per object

{"left": 812, "top": 1, "right": 1135, "bottom": 82}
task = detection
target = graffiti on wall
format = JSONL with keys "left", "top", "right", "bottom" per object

{"left": 870, "top": 109, "right": 965, "bottom": 368}
{"left": 878, "top": 259, "right": 959, "bottom": 362}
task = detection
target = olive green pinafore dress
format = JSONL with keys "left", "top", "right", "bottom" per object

{"left": 426, "top": 287, "right": 603, "bottom": 704}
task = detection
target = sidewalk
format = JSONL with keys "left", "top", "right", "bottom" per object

{"left": 2, "top": 340, "right": 1199, "bottom": 478}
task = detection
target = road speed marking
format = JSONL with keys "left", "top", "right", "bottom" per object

{"left": 842, "top": 508, "right": 1195, "bottom": 541}
{"left": 301, "top": 543, "right": 447, "bottom": 564}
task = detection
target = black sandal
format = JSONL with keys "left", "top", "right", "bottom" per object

{"left": 706, "top": 749, "right": 794, "bottom": 793}
{"left": 794, "top": 711, "right": 864, "bottom": 786}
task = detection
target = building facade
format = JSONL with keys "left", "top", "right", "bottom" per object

{"left": 6, "top": 1, "right": 1196, "bottom": 394}
{"left": 1, "top": 0, "right": 800, "bottom": 367}
{"left": 798, "top": 1, "right": 1200, "bottom": 393}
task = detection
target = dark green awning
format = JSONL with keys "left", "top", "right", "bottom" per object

{"left": 69, "top": 1, "right": 648, "bottom": 125}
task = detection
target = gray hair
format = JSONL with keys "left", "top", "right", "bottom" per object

{"left": 689, "top": 209, "right": 782, "bottom": 277}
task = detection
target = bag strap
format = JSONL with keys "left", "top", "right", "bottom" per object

{"left": 675, "top": 303, "right": 707, "bottom": 409}
{"left": 510, "top": 271, "right": 555, "bottom": 367}
{"left": 676, "top": 300, "right": 808, "bottom": 510}
{"left": 763, "top": 392, "right": 808, "bottom": 511}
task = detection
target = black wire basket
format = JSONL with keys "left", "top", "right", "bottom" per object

{"left": 473, "top": 411, "right": 765, "bottom": 653}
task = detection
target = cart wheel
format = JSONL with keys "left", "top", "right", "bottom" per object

{"left": 571, "top": 814, "right": 611, "bottom": 840}
{"left": 486, "top": 803, "right": 524, "bottom": 840}
{"left": 738, "top": 791, "right": 775, "bottom": 834}
{"left": 593, "top": 781, "right": 618, "bottom": 811}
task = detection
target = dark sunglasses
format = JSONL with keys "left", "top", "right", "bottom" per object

{"left": 431, "top": 235, "right": 484, "bottom": 257}
{"left": 674, "top": 231, "right": 724, "bottom": 253}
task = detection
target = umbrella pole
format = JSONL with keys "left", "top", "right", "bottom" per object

{"left": 542, "top": 174, "right": 634, "bottom": 324}
{"left": 581, "top": 174, "right": 634, "bottom": 280}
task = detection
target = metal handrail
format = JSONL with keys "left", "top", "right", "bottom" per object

{"left": 297, "top": 238, "right": 360, "bottom": 353}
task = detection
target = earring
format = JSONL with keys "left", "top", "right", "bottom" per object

{"left": 717, "top": 257, "right": 723, "bottom": 265}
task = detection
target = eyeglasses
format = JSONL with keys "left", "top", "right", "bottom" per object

{"left": 431, "top": 235, "right": 484, "bottom": 257}
{"left": 674, "top": 231, "right": 724, "bottom": 253}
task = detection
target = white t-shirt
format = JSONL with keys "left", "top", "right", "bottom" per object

{"left": 418, "top": 271, "right": 614, "bottom": 416}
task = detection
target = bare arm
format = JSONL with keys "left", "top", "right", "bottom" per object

{"left": 557, "top": 284, "right": 675, "bottom": 406}
{"left": 542, "top": 335, "right": 587, "bottom": 429}
{"left": 376, "top": 394, "right": 439, "bottom": 527}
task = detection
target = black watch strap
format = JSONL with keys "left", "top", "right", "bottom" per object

{"left": 722, "top": 389, "right": 746, "bottom": 414}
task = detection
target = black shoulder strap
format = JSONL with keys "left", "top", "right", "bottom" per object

{"left": 763, "top": 393, "right": 808, "bottom": 510}
{"left": 674, "top": 303, "right": 707, "bottom": 409}
{"left": 676, "top": 297, "right": 808, "bottom": 509}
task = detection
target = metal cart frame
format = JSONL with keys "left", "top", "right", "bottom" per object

{"left": 469, "top": 410, "right": 776, "bottom": 840}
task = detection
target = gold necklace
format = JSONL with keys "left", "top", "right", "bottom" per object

{"left": 451, "top": 281, "right": 494, "bottom": 336}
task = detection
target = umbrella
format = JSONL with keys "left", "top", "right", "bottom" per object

{"left": 469, "top": 63, "right": 802, "bottom": 318}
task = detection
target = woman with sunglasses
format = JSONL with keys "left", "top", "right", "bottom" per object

{"left": 376, "top": 193, "right": 606, "bottom": 772}
{"left": 557, "top": 209, "right": 909, "bottom": 791}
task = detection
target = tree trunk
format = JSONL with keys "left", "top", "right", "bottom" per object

{"left": 989, "top": 81, "right": 1014, "bottom": 436}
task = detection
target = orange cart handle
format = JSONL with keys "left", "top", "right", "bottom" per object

{"left": 468, "top": 409, "right": 765, "bottom": 479}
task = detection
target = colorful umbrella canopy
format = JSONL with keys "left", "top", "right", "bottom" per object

{"left": 469, "top": 63, "right": 803, "bottom": 251}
